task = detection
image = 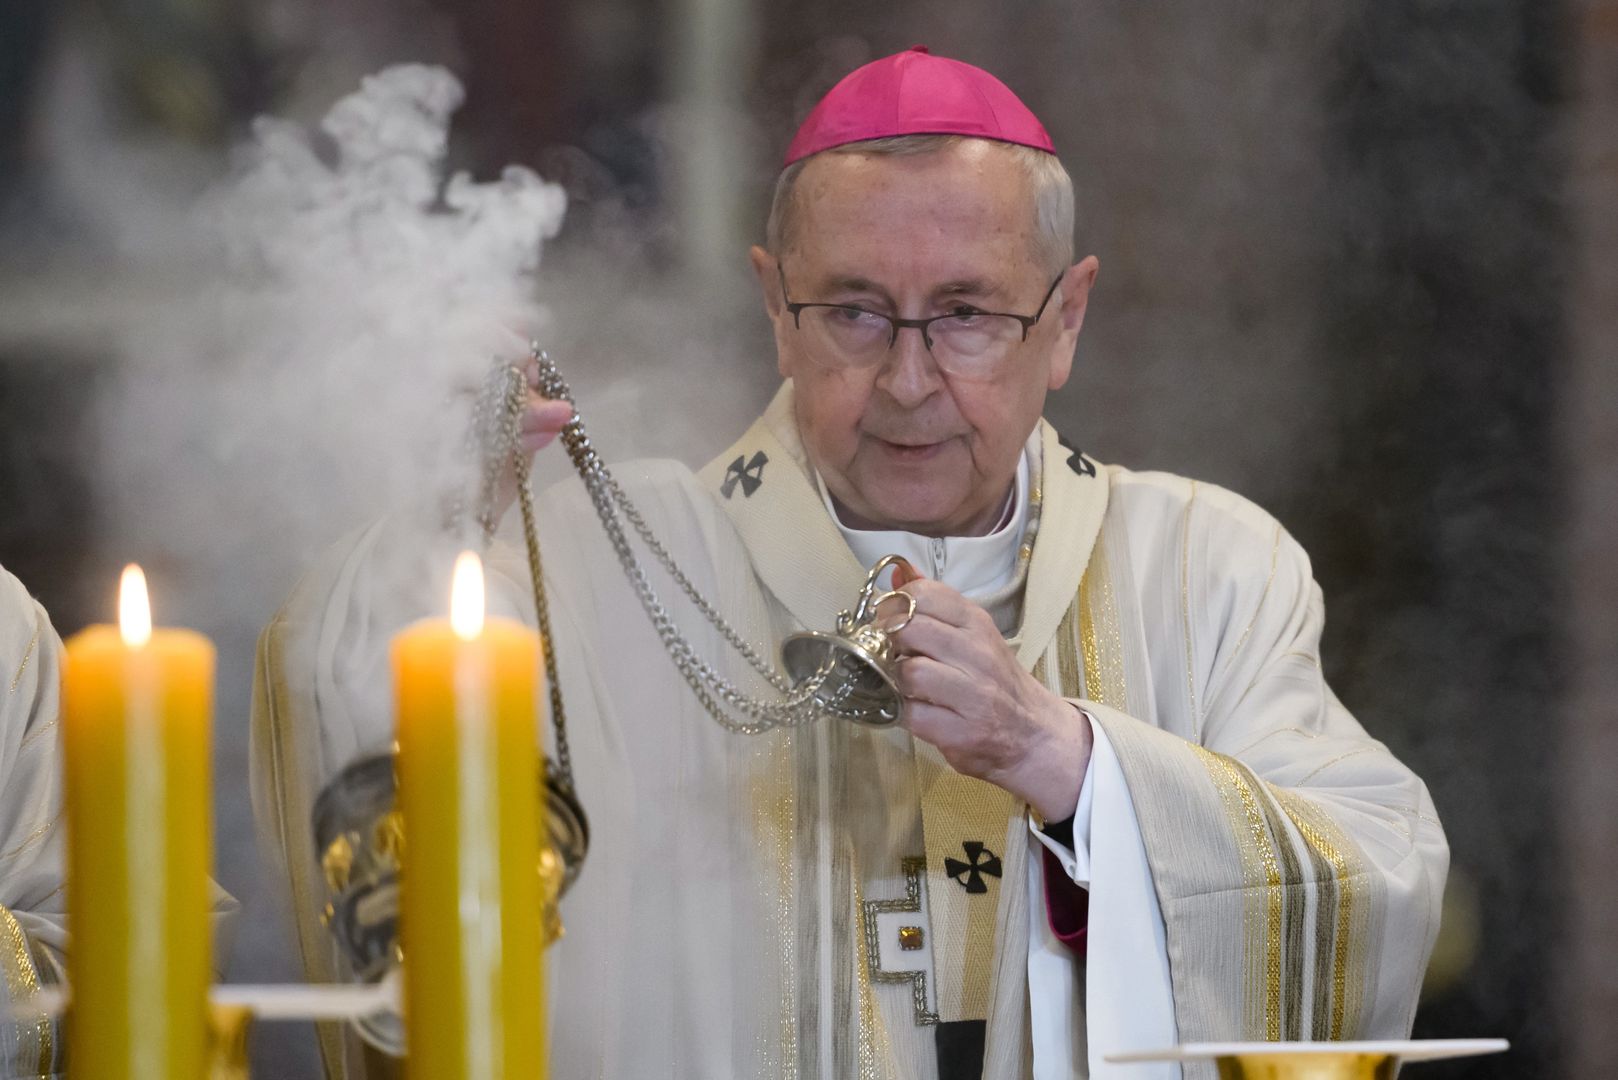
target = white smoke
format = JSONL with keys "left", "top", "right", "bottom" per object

{"left": 94, "top": 63, "right": 566, "bottom": 624}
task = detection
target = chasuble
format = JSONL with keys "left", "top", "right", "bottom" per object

{"left": 0, "top": 565, "right": 239, "bottom": 1080}
{"left": 252, "top": 382, "right": 1446, "bottom": 1080}
{"left": 0, "top": 566, "right": 67, "bottom": 1079}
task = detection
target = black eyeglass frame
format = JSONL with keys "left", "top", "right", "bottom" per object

{"left": 776, "top": 264, "right": 1066, "bottom": 355}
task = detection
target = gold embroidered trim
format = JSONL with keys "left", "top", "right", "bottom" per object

{"left": 1180, "top": 482, "right": 1201, "bottom": 728}
{"left": 1230, "top": 759, "right": 1307, "bottom": 1040}
{"left": 1078, "top": 589, "right": 1101, "bottom": 703}
{"left": 1230, "top": 523, "right": 1282, "bottom": 661}
{"left": 1190, "top": 745, "right": 1282, "bottom": 1040}
{"left": 8, "top": 626, "right": 39, "bottom": 695}
{"left": 768, "top": 737, "right": 805, "bottom": 1080}
{"left": 1275, "top": 790, "right": 1370, "bottom": 1040}
{"left": 0, "top": 904, "right": 52, "bottom": 1076}
{"left": 1079, "top": 543, "right": 1128, "bottom": 709}
{"left": 0, "top": 813, "right": 58, "bottom": 863}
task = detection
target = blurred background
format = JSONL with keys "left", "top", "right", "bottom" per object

{"left": 0, "top": 1, "right": 1613, "bottom": 1077}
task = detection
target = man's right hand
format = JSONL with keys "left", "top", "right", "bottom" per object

{"left": 519, "top": 354, "right": 575, "bottom": 454}
{"left": 487, "top": 355, "right": 575, "bottom": 522}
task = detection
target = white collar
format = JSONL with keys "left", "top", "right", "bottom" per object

{"left": 817, "top": 450, "right": 1031, "bottom": 601}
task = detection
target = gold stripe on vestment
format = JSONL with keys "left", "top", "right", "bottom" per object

{"left": 1275, "top": 789, "right": 1371, "bottom": 1040}
{"left": 1229, "top": 758, "right": 1308, "bottom": 1040}
{"left": 754, "top": 739, "right": 800, "bottom": 1079}
{"left": 1078, "top": 543, "right": 1128, "bottom": 710}
{"left": 0, "top": 904, "right": 52, "bottom": 1077}
{"left": 1189, "top": 746, "right": 1283, "bottom": 1041}
{"left": 1266, "top": 788, "right": 1339, "bottom": 1039}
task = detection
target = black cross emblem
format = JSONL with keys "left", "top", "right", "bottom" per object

{"left": 943, "top": 841, "right": 1002, "bottom": 894}
{"left": 1056, "top": 432, "right": 1097, "bottom": 478}
{"left": 721, "top": 450, "right": 768, "bottom": 498}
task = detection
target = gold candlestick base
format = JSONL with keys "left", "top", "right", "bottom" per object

{"left": 1107, "top": 1039, "right": 1509, "bottom": 1078}
{"left": 207, "top": 1004, "right": 252, "bottom": 1080}
{"left": 1214, "top": 1052, "right": 1394, "bottom": 1080}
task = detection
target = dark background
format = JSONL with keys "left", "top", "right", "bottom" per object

{"left": 2, "top": 1, "right": 1613, "bottom": 1077}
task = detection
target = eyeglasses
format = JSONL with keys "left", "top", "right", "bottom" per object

{"left": 777, "top": 264, "right": 1064, "bottom": 380}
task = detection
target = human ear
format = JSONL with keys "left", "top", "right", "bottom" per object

{"left": 751, "top": 244, "right": 801, "bottom": 379}
{"left": 750, "top": 245, "right": 784, "bottom": 320}
{"left": 1046, "top": 255, "right": 1100, "bottom": 391}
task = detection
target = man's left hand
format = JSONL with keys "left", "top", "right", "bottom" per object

{"left": 891, "top": 572, "right": 1093, "bottom": 823}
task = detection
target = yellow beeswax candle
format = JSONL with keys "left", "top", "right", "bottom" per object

{"left": 393, "top": 551, "right": 546, "bottom": 1080}
{"left": 61, "top": 565, "right": 214, "bottom": 1080}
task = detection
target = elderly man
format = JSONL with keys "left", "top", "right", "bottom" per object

{"left": 254, "top": 47, "right": 1446, "bottom": 1080}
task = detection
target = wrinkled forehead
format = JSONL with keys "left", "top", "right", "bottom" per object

{"left": 786, "top": 142, "right": 1043, "bottom": 286}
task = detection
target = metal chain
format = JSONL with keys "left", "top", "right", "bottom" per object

{"left": 470, "top": 367, "right": 578, "bottom": 790}
{"left": 476, "top": 350, "right": 834, "bottom": 738}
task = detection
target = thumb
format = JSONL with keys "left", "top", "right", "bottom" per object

{"left": 889, "top": 557, "right": 924, "bottom": 588}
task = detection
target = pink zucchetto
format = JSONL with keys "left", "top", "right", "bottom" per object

{"left": 783, "top": 45, "right": 1056, "bottom": 167}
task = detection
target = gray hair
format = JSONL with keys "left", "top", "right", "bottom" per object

{"left": 764, "top": 134, "right": 1075, "bottom": 275}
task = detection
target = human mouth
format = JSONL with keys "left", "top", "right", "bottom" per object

{"left": 873, "top": 436, "right": 952, "bottom": 462}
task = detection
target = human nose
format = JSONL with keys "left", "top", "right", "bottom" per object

{"left": 874, "top": 323, "right": 943, "bottom": 407}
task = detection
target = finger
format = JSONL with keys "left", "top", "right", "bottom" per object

{"left": 891, "top": 612, "right": 987, "bottom": 670}
{"left": 899, "top": 698, "right": 961, "bottom": 746}
{"left": 898, "top": 578, "right": 981, "bottom": 631}
{"left": 889, "top": 558, "right": 924, "bottom": 588}
{"left": 518, "top": 398, "right": 573, "bottom": 454}
{"left": 520, "top": 397, "right": 573, "bottom": 433}
{"left": 520, "top": 429, "right": 561, "bottom": 454}
{"left": 896, "top": 654, "right": 974, "bottom": 708}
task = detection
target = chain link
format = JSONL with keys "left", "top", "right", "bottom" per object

{"left": 473, "top": 349, "right": 835, "bottom": 741}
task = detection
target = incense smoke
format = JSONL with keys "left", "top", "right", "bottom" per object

{"left": 92, "top": 64, "right": 566, "bottom": 626}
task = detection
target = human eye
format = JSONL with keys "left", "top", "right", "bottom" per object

{"left": 829, "top": 305, "right": 878, "bottom": 324}
{"left": 941, "top": 306, "right": 987, "bottom": 327}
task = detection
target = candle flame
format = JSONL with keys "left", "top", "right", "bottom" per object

{"left": 450, "top": 551, "right": 485, "bottom": 641}
{"left": 119, "top": 564, "right": 152, "bottom": 647}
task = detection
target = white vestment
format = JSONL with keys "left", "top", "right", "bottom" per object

{"left": 0, "top": 565, "right": 69, "bottom": 1078}
{"left": 253, "top": 382, "right": 1447, "bottom": 1080}
{"left": 0, "top": 564, "right": 240, "bottom": 1080}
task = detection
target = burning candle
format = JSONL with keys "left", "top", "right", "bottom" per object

{"left": 61, "top": 564, "right": 214, "bottom": 1079}
{"left": 394, "top": 551, "right": 546, "bottom": 1079}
